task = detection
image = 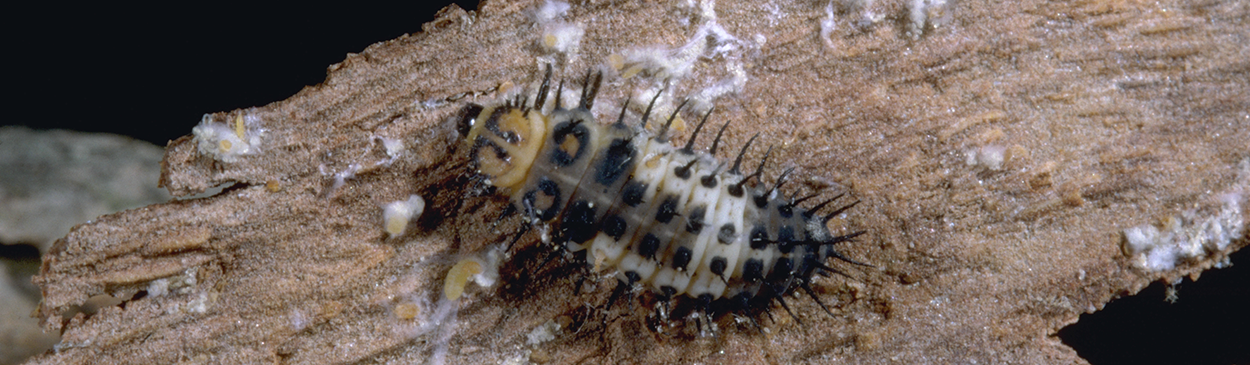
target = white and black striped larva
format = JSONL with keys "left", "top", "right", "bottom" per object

{"left": 456, "top": 65, "right": 866, "bottom": 326}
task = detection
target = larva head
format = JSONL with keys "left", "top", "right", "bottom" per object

{"left": 459, "top": 103, "right": 548, "bottom": 192}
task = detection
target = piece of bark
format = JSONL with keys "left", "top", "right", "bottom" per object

{"left": 32, "top": 0, "right": 1248, "bottom": 364}
{"left": 0, "top": 127, "right": 176, "bottom": 364}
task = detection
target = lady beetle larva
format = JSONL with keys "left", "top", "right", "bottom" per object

{"left": 457, "top": 65, "right": 866, "bottom": 326}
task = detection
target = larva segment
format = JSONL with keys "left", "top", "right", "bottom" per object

{"left": 460, "top": 105, "right": 548, "bottom": 192}
{"left": 686, "top": 170, "right": 752, "bottom": 300}
{"left": 649, "top": 153, "right": 720, "bottom": 296}
{"left": 611, "top": 139, "right": 678, "bottom": 285}
{"left": 586, "top": 135, "right": 660, "bottom": 274}
{"left": 628, "top": 149, "right": 703, "bottom": 295}
{"left": 726, "top": 188, "right": 793, "bottom": 302}
{"left": 562, "top": 122, "right": 638, "bottom": 253}
{"left": 515, "top": 108, "right": 603, "bottom": 224}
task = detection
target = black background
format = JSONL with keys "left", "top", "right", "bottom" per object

{"left": 7, "top": 2, "right": 476, "bottom": 146}
{"left": 4, "top": 2, "right": 1247, "bottom": 364}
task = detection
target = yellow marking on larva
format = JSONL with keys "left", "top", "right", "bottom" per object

{"left": 475, "top": 151, "right": 513, "bottom": 181}
{"left": 643, "top": 154, "right": 662, "bottom": 169}
{"left": 498, "top": 110, "right": 536, "bottom": 144}
{"left": 444, "top": 259, "right": 484, "bottom": 300}
{"left": 219, "top": 139, "right": 232, "bottom": 153}
{"left": 558, "top": 132, "right": 580, "bottom": 156}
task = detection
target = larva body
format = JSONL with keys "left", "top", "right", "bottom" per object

{"left": 458, "top": 67, "right": 863, "bottom": 318}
